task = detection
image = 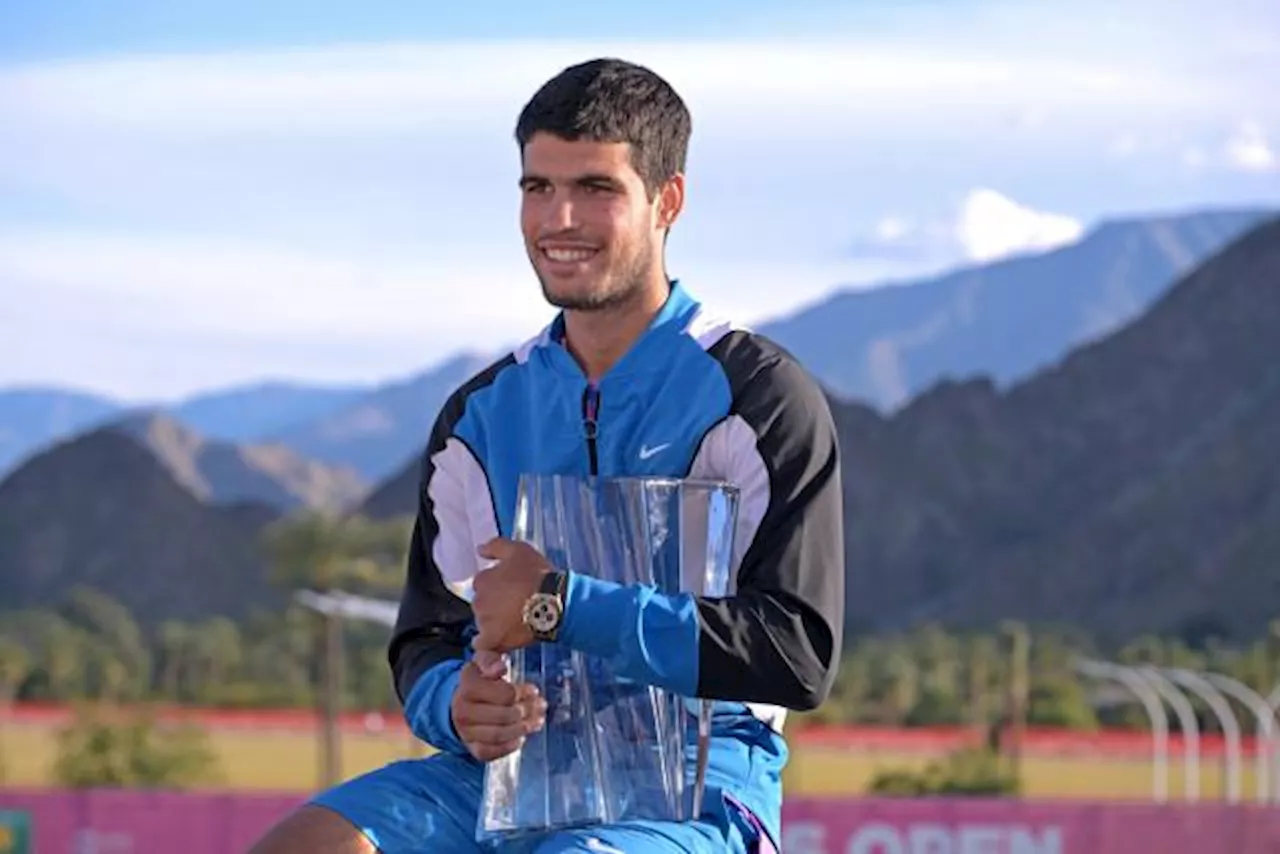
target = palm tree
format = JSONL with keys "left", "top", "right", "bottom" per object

{"left": 261, "top": 511, "right": 411, "bottom": 788}
{"left": 967, "top": 634, "right": 997, "bottom": 731}
{"left": 999, "top": 621, "right": 1030, "bottom": 784}
{"left": 157, "top": 620, "right": 190, "bottom": 701}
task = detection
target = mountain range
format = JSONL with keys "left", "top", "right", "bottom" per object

{"left": 822, "top": 213, "right": 1280, "bottom": 641}
{"left": 360, "top": 213, "right": 1280, "bottom": 642}
{"left": 3, "top": 206, "right": 1279, "bottom": 640}
{"left": 0, "top": 427, "right": 284, "bottom": 623}
{"left": 2, "top": 207, "right": 1270, "bottom": 486}
{"left": 761, "top": 207, "right": 1272, "bottom": 408}
{"left": 113, "top": 411, "right": 366, "bottom": 513}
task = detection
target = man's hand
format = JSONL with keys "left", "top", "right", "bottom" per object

{"left": 472, "top": 537, "right": 553, "bottom": 653}
{"left": 451, "top": 650, "right": 546, "bottom": 762}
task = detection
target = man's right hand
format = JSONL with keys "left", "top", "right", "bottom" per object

{"left": 451, "top": 649, "right": 547, "bottom": 762}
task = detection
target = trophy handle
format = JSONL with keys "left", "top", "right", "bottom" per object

{"left": 691, "top": 699, "right": 713, "bottom": 818}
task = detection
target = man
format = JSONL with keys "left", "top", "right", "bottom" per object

{"left": 249, "top": 57, "right": 844, "bottom": 854}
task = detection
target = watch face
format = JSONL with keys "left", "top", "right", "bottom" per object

{"left": 526, "top": 593, "right": 562, "bottom": 633}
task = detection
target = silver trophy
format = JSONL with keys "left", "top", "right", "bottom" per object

{"left": 472, "top": 474, "right": 739, "bottom": 845}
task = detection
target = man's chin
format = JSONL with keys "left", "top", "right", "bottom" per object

{"left": 541, "top": 283, "right": 615, "bottom": 312}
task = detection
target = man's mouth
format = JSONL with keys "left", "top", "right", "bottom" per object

{"left": 539, "top": 244, "right": 599, "bottom": 264}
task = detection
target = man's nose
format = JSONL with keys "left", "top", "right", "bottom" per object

{"left": 543, "top": 192, "right": 577, "bottom": 231}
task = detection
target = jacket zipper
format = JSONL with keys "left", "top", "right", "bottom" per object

{"left": 582, "top": 385, "right": 600, "bottom": 475}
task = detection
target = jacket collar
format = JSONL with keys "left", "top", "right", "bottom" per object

{"left": 542, "top": 280, "right": 699, "bottom": 381}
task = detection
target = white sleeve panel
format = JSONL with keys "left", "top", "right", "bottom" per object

{"left": 688, "top": 414, "right": 772, "bottom": 595}
{"left": 425, "top": 436, "right": 500, "bottom": 601}
{"left": 687, "top": 413, "right": 788, "bottom": 732}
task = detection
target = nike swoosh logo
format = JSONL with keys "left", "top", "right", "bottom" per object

{"left": 638, "top": 443, "right": 671, "bottom": 460}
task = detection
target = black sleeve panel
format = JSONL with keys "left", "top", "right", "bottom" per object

{"left": 694, "top": 331, "right": 845, "bottom": 711}
{"left": 387, "top": 354, "right": 514, "bottom": 704}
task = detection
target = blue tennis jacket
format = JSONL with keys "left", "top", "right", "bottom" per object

{"left": 387, "top": 281, "right": 845, "bottom": 846}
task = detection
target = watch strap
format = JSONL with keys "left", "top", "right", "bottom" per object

{"left": 540, "top": 569, "right": 568, "bottom": 599}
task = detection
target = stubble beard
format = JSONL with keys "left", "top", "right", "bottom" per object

{"left": 537, "top": 237, "right": 654, "bottom": 314}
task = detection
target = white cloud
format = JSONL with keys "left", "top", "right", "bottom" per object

{"left": 842, "top": 187, "right": 1096, "bottom": 271}
{"left": 0, "top": 38, "right": 1228, "bottom": 133}
{"left": 1225, "top": 121, "right": 1277, "bottom": 173}
{"left": 953, "top": 189, "right": 1085, "bottom": 264}
{"left": 0, "top": 227, "right": 916, "bottom": 399}
{"left": 1, "top": 22, "right": 1277, "bottom": 399}
{"left": 0, "top": 231, "right": 544, "bottom": 339}
{"left": 873, "top": 217, "right": 914, "bottom": 243}
{"left": 1181, "top": 146, "right": 1208, "bottom": 169}
{"left": 1109, "top": 132, "right": 1142, "bottom": 158}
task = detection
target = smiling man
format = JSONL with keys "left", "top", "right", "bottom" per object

{"left": 248, "top": 57, "right": 845, "bottom": 854}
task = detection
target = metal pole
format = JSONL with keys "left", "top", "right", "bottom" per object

{"left": 1165, "top": 668, "right": 1243, "bottom": 803}
{"left": 1263, "top": 684, "right": 1280, "bottom": 803}
{"left": 294, "top": 589, "right": 400, "bottom": 626}
{"left": 1205, "top": 672, "right": 1273, "bottom": 803}
{"left": 1076, "top": 658, "right": 1169, "bottom": 802}
{"left": 1141, "top": 667, "right": 1201, "bottom": 801}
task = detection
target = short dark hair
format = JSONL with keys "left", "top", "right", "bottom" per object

{"left": 515, "top": 58, "right": 692, "bottom": 197}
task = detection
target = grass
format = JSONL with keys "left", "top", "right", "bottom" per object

{"left": 786, "top": 746, "right": 1248, "bottom": 800}
{"left": 0, "top": 720, "right": 1254, "bottom": 801}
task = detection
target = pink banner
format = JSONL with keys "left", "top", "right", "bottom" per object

{"left": 5, "top": 789, "right": 1280, "bottom": 853}
{"left": 0, "top": 790, "right": 303, "bottom": 854}
{"left": 781, "top": 798, "right": 1280, "bottom": 854}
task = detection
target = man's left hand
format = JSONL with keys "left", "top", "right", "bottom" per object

{"left": 472, "top": 537, "right": 553, "bottom": 653}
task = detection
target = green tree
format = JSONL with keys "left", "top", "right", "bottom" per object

{"left": 0, "top": 637, "right": 30, "bottom": 706}
{"left": 877, "top": 643, "right": 921, "bottom": 725}
{"left": 188, "top": 617, "right": 244, "bottom": 704}
{"left": 60, "top": 587, "right": 152, "bottom": 701}
{"left": 240, "top": 606, "right": 320, "bottom": 707}
{"left": 867, "top": 746, "right": 1020, "bottom": 798}
{"left": 966, "top": 634, "right": 997, "bottom": 729}
{"left": 52, "top": 703, "right": 220, "bottom": 789}
{"left": 156, "top": 620, "right": 191, "bottom": 701}
{"left": 1027, "top": 674, "right": 1097, "bottom": 729}
{"left": 0, "top": 635, "right": 31, "bottom": 783}
{"left": 263, "top": 511, "right": 411, "bottom": 596}
{"left": 904, "top": 685, "right": 966, "bottom": 726}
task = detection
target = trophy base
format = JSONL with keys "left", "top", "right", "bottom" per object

{"left": 474, "top": 644, "right": 701, "bottom": 845}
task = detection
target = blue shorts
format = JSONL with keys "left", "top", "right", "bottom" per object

{"left": 311, "top": 750, "right": 771, "bottom": 854}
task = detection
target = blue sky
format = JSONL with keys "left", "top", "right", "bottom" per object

{"left": 2, "top": 0, "right": 1278, "bottom": 402}
{"left": 0, "top": 0, "right": 947, "bottom": 59}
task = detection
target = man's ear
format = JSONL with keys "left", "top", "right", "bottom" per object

{"left": 655, "top": 174, "right": 685, "bottom": 231}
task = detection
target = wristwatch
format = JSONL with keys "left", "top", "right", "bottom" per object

{"left": 522, "top": 570, "right": 567, "bottom": 642}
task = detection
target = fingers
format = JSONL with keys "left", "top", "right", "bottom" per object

{"left": 463, "top": 720, "right": 532, "bottom": 747}
{"left": 456, "top": 693, "right": 547, "bottom": 763}
{"left": 453, "top": 697, "right": 525, "bottom": 728}
{"left": 472, "top": 625, "right": 518, "bottom": 655}
{"left": 514, "top": 682, "right": 541, "bottom": 704}
{"left": 459, "top": 659, "right": 542, "bottom": 699}
{"left": 468, "top": 737, "right": 526, "bottom": 763}
{"left": 471, "top": 649, "right": 507, "bottom": 679}
{"left": 460, "top": 668, "right": 518, "bottom": 705}
{"left": 516, "top": 687, "right": 547, "bottom": 724}
{"left": 476, "top": 537, "right": 514, "bottom": 561}
{"left": 455, "top": 682, "right": 544, "bottom": 722}
{"left": 463, "top": 712, "right": 544, "bottom": 748}
{"left": 454, "top": 656, "right": 548, "bottom": 763}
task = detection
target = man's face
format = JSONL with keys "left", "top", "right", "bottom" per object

{"left": 519, "top": 132, "right": 678, "bottom": 312}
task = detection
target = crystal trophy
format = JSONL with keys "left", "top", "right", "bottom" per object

{"left": 472, "top": 474, "right": 739, "bottom": 845}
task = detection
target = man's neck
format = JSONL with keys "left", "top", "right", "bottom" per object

{"left": 563, "top": 280, "right": 670, "bottom": 383}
